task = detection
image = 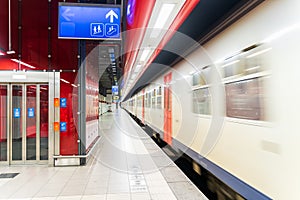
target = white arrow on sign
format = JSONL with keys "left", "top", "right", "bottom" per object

{"left": 62, "top": 8, "right": 75, "bottom": 21}
{"left": 106, "top": 10, "right": 118, "bottom": 23}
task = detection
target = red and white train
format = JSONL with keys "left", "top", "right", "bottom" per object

{"left": 122, "top": 0, "right": 300, "bottom": 199}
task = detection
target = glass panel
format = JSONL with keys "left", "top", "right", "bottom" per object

{"left": 0, "top": 85, "right": 7, "bottom": 161}
{"left": 192, "top": 88, "right": 211, "bottom": 115}
{"left": 12, "top": 85, "right": 23, "bottom": 161}
{"left": 157, "top": 96, "right": 162, "bottom": 109}
{"left": 26, "top": 85, "right": 36, "bottom": 160}
{"left": 40, "top": 85, "right": 48, "bottom": 160}
{"left": 225, "top": 78, "right": 264, "bottom": 120}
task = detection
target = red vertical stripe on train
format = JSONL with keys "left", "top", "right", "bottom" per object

{"left": 164, "top": 72, "right": 172, "bottom": 145}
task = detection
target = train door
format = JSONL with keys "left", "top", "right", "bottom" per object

{"left": 164, "top": 72, "right": 172, "bottom": 145}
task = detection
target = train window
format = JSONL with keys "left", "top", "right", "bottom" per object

{"left": 225, "top": 78, "right": 264, "bottom": 120}
{"left": 222, "top": 59, "right": 244, "bottom": 78}
{"left": 157, "top": 96, "right": 162, "bottom": 109}
{"left": 137, "top": 96, "right": 142, "bottom": 107}
{"left": 157, "top": 86, "right": 162, "bottom": 95}
{"left": 192, "top": 88, "right": 211, "bottom": 115}
{"left": 156, "top": 87, "right": 162, "bottom": 109}
{"left": 152, "top": 89, "right": 156, "bottom": 108}
{"left": 147, "top": 92, "right": 151, "bottom": 108}
{"left": 221, "top": 45, "right": 271, "bottom": 79}
{"left": 192, "top": 66, "right": 211, "bottom": 86}
{"left": 144, "top": 93, "right": 148, "bottom": 108}
{"left": 244, "top": 47, "right": 271, "bottom": 75}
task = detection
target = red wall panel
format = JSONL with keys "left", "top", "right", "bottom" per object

{"left": 60, "top": 72, "right": 78, "bottom": 155}
{"left": 0, "top": 0, "right": 8, "bottom": 51}
{"left": 0, "top": 0, "right": 80, "bottom": 156}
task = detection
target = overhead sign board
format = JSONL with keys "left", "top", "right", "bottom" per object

{"left": 58, "top": 3, "right": 121, "bottom": 40}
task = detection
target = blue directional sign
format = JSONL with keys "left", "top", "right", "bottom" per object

{"left": 60, "top": 98, "right": 67, "bottom": 108}
{"left": 60, "top": 122, "right": 67, "bottom": 132}
{"left": 58, "top": 3, "right": 121, "bottom": 40}
{"left": 28, "top": 108, "right": 35, "bottom": 118}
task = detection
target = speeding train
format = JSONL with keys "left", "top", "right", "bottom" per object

{"left": 122, "top": 0, "right": 300, "bottom": 200}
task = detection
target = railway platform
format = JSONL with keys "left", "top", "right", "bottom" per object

{"left": 0, "top": 108, "right": 207, "bottom": 200}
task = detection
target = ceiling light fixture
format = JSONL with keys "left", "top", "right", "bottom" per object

{"left": 140, "top": 49, "right": 151, "bottom": 62}
{"left": 60, "top": 79, "right": 70, "bottom": 84}
{"left": 154, "top": 3, "right": 175, "bottom": 29}
{"left": 6, "top": 50, "right": 15, "bottom": 54}
{"left": 134, "top": 64, "right": 142, "bottom": 73}
{"left": 11, "top": 59, "right": 36, "bottom": 69}
{"left": 150, "top": 3, "right": 176, "bottom": 38}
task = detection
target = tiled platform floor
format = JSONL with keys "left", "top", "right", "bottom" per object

{"left": 0, "top": 109, "right": 207, "bottom": 200}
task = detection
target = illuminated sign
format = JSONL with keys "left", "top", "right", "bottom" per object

{"left": 28, "top": 108, "right": 35, "bottom": 118}
{"left": 58, "top": 3, "right": 121, "bottom": 40}
{"left": 60, "top": 98, "right": 67, "bottom": 108}
{"left": 13, "top": 108, "right": 21, "bottom": 118}
{"left": 112, "top": 85, "right": 118, "bottom": 95}
{"left": 60, "top": 122, "right": 67, "bottom": 132}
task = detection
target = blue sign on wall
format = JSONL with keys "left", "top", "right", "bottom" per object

{"left": 28, "top": 108, "right": 35, "bottom": 118}
{"left": 58, "top": 3, "right": 121, "bottom": 40}
{"left": 112, "top": 85, "right": 118, "bottom": 94}
{"left": 60, "top": 98, "right": 67, "bottom": 108}
{"left": 60, "top": 122, "right": 67, "bottom": 132}
{"left": 13, "top": 108, "right": 21, "bottom": 118}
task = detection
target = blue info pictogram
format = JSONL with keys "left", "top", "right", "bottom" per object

{"left": 91, "top": 23, "right": 104, "bottom": 37}
{"left": 105, "top": 24, "right": 119, "bottom": 37}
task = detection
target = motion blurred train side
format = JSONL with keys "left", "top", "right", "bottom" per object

{"left": 122, "top": 1, "right": 300, "bottom": 199}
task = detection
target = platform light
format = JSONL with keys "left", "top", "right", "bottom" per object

{"left": 150, "top": 3, "right": 176, "bottom": 38}
{"left": 71, "top": 84, "right": 78, "bottom": 88}
{"left": 134, "top": 64, "right": 142, "bottom": 73}
{"left": 6, "top": 50, "right": 15, "bottom": 54}
{"left": 140, "top": 49, "right": 151, "bottom": 62}
{"left": 11, "top": 59, "right": 36, "bottom": 69}
{"left": 131, "top": 72, "right": 137, "bottom": 79}
{"left": 60, "top": 78, "right": 70, "bottom": 84}
{"left": 153, "top": 4, "right": 175, "bottom": 29}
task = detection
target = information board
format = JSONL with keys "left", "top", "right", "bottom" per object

{"left": 58, "top": 3, "right": 121, "bottom": 40}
